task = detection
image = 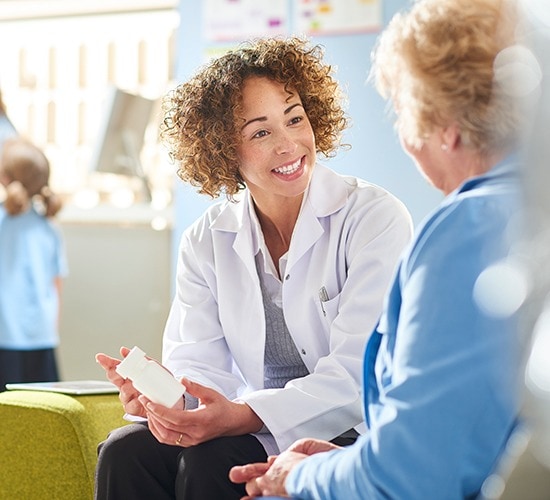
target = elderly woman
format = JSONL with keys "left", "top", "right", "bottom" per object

{"left": 230, "top": 0, "right": 525, "bottom": 498}
{"left": 95, "top": 37, "right": 411, "bottom": 500}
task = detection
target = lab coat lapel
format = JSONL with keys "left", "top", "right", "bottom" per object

{"left": 210, "top": 195, "right": 265, "bottom": 388}
{"left": 288, "top": 164, "right": 349, "bottom": 268}
{"left": 288, "top": 201, "right": 323, "bottom": 267}
{"left": 211, "top": 194, "right": 259, "bottom": 282}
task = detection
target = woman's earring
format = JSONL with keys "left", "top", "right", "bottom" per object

{"left": 441, "top": 143, "right": 449, "bottom": 151}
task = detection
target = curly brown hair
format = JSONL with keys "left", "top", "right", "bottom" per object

{"left": 160, "top": 36, "right": 349, "bottom": 199}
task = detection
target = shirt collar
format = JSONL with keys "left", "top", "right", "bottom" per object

{"left": 455, "top": 152, "right": 521, "bottom": 197}
{"left": 210, "top": 162, "right": 350, "bottom": 233}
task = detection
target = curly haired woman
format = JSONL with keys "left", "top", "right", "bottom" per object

{"left": 95, "top": 37, "right": 412, "bottom": 500}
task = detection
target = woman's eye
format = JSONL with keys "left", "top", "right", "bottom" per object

{"left": 252, "top": 129, "right": 269, "bottom": 139}
{"left": 289, "top": 116, "right": 303, "bottom": 125}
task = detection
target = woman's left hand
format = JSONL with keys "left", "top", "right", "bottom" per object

{"left": 230, "top": 438, "right": 338, "bottom": 498}
{"left": 139, "top": 378, "right": 264, "bottom": 447}
{"left": 230, "top": 450, "right": 307, "bottom": 498}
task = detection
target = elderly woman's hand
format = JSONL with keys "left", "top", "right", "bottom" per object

{"left": 229, "top": 438, "right": 340, "bottom": 498}
{"left": 96, "top": 346, "right": 147, "bottom": 419}
{"left": 229, "top": 450, "right": 305, "bottom": 498}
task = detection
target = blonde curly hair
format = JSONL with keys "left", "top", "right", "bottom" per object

{"left": 160, "top": 36, "right": 349, "bottom": 199}
{"left": 371, "top": 0, "right": 521, "bottom": 154}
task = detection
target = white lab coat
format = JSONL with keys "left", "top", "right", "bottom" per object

{"left": 163, "top": 163, "right": 412, "bottom": 452}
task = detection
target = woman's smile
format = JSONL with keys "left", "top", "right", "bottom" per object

{"left": 272, "top": 156, "right": 305, "bottom": 179}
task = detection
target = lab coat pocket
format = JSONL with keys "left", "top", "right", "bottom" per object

{"left": 319, "top": 292, "right": 341, "bottom": 325}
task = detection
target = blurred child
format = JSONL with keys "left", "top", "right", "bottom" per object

{"left": 0, "top": 137, "right": 68, "bottom": 391}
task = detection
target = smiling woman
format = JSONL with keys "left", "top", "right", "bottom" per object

{"left": 94, "top": 36, "right": 413, "bottom": 500}
{"left": 235, "top": 76, "right": 316, "bottom": 255}
{"left": 161, "top": 37, "right": 347, "bottom": 199}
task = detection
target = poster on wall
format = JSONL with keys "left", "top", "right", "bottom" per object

{"left": 295, "top": 0, "right": 382, "bottom": 35}
{"left": 203, "top": 0, "right": 289, "bottom": 42}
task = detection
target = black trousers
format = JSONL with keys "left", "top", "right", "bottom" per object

{"left": 0, "top": 348, "right": 59, "bottom": 391}
{"left": 94, "top": 423, "right": 268, "bottom": 500}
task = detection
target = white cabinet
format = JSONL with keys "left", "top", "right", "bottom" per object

{"left": 57, "top": 206, "right": 172, "bottom": 380}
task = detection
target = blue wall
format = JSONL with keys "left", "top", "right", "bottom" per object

{"left": 171, "top": 0, "right": 443, "bottom": 280}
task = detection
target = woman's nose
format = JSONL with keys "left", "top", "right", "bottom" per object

{"left": 274, "top": 130, "right": 298, "bottom": 155}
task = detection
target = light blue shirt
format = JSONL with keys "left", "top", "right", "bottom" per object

{"left": 287, "top": 156, "right": 522, "bottom": 499}
{"left": 0, "top": 205, "right": 68, "bottom": 349}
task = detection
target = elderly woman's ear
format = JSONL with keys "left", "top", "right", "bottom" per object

{"left": 439, "top": 124, "right": 461, "bottom": 152}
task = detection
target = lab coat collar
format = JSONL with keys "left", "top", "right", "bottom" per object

{"left": 209, "top": 163, "right": 350, "bottom": 272}
{"left": 209, "top": 163, "right": 350, "bottom": 234}
{"left": 306, "top": 162, "right": 350, "bottom": 217}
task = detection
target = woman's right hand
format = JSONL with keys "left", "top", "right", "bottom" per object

{"left": 95, "top": 346, "right": 147, "bottom": 418}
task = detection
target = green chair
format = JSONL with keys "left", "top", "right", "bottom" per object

{"left": 0, "top": 390, "right": 127, "bottom": 500}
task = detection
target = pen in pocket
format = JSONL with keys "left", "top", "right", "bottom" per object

{"left": 319, "top": 286, "right": 329, "bottom": 316}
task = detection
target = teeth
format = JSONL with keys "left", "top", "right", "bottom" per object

{"left": 274, "top": 158, "right": 301, "bottom": 175}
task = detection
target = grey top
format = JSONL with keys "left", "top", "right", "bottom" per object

{"left": 256, "top": 254, "right": 309, "bottom": 390}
